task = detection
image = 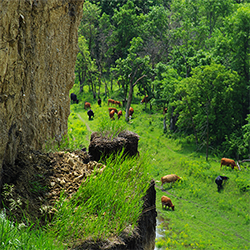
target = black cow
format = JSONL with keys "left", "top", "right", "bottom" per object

{"left": 98, "top": 98, "right": 101, "bottom": 106}
{"left": 215, "top": 175, "right": 229, "bottom": 192}
{"left": 87, "top": 109, "right": 94, "bottom": 120}
{"left": 70, "top": 93, "right": 79, "bottom": 104}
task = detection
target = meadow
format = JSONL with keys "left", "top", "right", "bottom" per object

{"left": 1, "top": 84, "right": 249, "bottom": 249}
{"left": 68, "top": 84, "right": 250, "bottom": 250}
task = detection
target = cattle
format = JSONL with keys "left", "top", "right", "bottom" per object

{"left": 215, "top": 175, "right": 229, "bottom": 192}
{"left": 87, "top": 109, "right": 94, "bottom": 120}
{"left": 84, "top": 102, "right": 91, "bottom": 109}
{"left": 161, "top": 174, "right": 182, "bottom": 188}
{"left": 220, "top": 158, "right": 240, "bottom": 171}
{"left": 108, "top": 99, "right": 115, "bottom": 106}
{"left": 161, "top": 196, "right": 175, "bottom": 211}
{"left": 108, "top": 107, "right": 118, "bottom": 114}
{"left": 129, "top": 107, "right": 134, "bottom": 118}
{"left": 115, "top": 101, "right": 122, "bottom": 107}
{"left": 141, "top": 95, "right": 150, "bottom": 103}
{"left": 118, "top": 110, "right": 122, "bottom": 119}
{"left": 98, "top": 98, "right": 102, "bottom": 106}
{"left": 70, "top": 93, "right": 79, "bottom": 104}
{"left": 109, "top": 110, "right": 115, "bottom": 119}
{"left": 163, "top": 107, "right": 168, "bottom": 115}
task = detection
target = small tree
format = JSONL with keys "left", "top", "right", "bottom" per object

{"left": 112, "top": 37, "right": 152, "bottom": 121}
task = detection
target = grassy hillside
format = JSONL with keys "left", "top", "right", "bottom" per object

{"left": 69, "top": 86, "right": 250, "bottom": 250}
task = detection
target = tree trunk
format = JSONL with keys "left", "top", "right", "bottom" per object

{"left": 206, "top": 103, "right": 209, "bottom": 161}
{"left": 163, "top": 116, "right": 167, "bottom": 132}
{"left": 125, "top": 80, "right": 133, "bottom": 122}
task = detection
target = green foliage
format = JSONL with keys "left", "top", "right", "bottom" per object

{"left": 173, "top": 63, "right": 240, "bottom": 147}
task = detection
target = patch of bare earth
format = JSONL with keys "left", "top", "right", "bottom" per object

{"left": 1, "top": 149, "right": 105, "bottom": 224}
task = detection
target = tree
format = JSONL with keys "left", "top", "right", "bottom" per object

{"left": 211, "top": 3, "right": 250, "bottom": 125}
{"left": 109, "top": 1, "right": 145, "bottom": 60}
{"left": 173, "top": 63, "right": 240, "bottom": 160}
{"left": 112, "top": 37, "right": 153, "bottom": 121}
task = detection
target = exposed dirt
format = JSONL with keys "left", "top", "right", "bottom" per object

{"left": 1, "top": 149, "right": 105, "bottom": 224}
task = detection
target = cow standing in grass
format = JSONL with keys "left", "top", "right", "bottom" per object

{"left": 215, "top": 175, "right": 229, "bottom": 192}
{"left": 84, "top": 102, "right": 91, "bottom": 109}
{"left": 87, "top": 109, "right": 94, "bottom": 120}
{"left": 220, "top": 158, "right": 240, "bottom": 170}
{"left": 161, "top": 196, "right": 175, "bottom": 211}
{"left": 161, "top": 174, "right": 182, "bottom": 188}
{"left": 70, "top": 93, "right": 79, "bottom": 104}
{"left": 109, "top": 110, "right": 115, "bottom": 119}
{"left": 98, "top": 98, "right": 102, "bottom": 106}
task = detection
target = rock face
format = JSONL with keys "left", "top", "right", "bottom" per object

{"left": 0, "top": 0, "right": 84, "bottom": 187}
{"left": 89, "top": 131, "right": 140, "bottom": 162}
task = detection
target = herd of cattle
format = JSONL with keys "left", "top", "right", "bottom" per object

{"left": 160, "top": 157, "right": 241, "bottom": 211}
{"left": 70, "top": 93, "right": 242, "bottom": 211}
{"left": 70, "top": 93, "right": 136, "bottom": 120}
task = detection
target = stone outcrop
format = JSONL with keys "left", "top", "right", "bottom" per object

{"left": 89, "top": 130, "right": 140, "bottom": 162}
{"left": 0, "top": 0, "right": 84, "bottom": 186}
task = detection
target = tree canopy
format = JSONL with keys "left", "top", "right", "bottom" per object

{"left": 75, "top": 0, "right": 250, "bottom": 159}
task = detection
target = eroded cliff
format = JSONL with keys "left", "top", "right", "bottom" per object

{"left": 0, "top": 0, "right": 84, "bottom": 186}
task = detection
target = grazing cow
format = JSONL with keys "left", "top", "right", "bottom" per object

{"left": 84, "top": 102, "right": 91, "bottom": 109}
{"left": 108, "top": 99, "right": 115, "bottom": 106}
{"left": 70, "top": 93, "right": 79, "bottom": 104}
{"left": 129, "top": 107, "right": 134, "bottom": 118}
{"left": 109, "top": 110, "right": 115, "bottom": 119}
{"left": 98, "top": 98, "right": 102, "bottom": 106}
{"left": 220, "top": 158, "right": 240, "bottom": 170}
{"left": 163, "top": 107, "right": 168, "bottom": 115}
{"left": 108, "top": 107, "right": 118, "bottom": 114}
{"left": 161, "top": 196, "right": 175, "bottom": 211}
{"left": 215, "top": 175, "right": 229, "bottom": 192}
{"left": 87, "top": 109, "right": 94, "bottom": 120}
{"left": 118, "top": 110, "right": 122, "bottom": 119}
{"left": 141, "top": 95, "right": 149, "bottom": 103}
{"left": 115, "top": 101, "right": 122, "bottom": 107}
{"left": 161, "top": 174, "right": 182, "bottom": 188}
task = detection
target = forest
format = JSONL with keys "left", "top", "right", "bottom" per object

{"left": 75, "top": 0, "right": 250, "bottom": 160}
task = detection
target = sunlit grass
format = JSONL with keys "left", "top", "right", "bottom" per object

{"left": 0, "top": 210, "right": 65, "bottom": 250}
{"left": 49, "top": 152, "right": 150, "bottom": 247}
{"left": 72, "top": 88, "right": 250, "bottom": 250}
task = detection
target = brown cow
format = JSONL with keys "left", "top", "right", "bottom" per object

{"left": 141, "top": 95, "right": 149, "bottom": 103}
{"left": 118, "top": 110, "right": 122, "bottom": 119}
{"left": 163, "top": 107, "right": 168, "bottom": 115}
{"left": 129, "top": 107, "right": 134, "bottom": 117}
{"left": 108, "top": 99, "right": 115, "bottom": 106}
{"left": 220, "top": 158, "right": 240, "bottom": 170}
{"left": 84, "top": 102, "right": 91, "bottom": 109}
{"left": 161, "top": 174, "right": 182, "bottom": 188}
{"left": 109, "top": 110, "right": 115, "bottom": 119}
{"left": 161, "top": 196, "right": 174, "bottom": 211}
{"left": 115, "top": 101, "right": 122, "bottom": 107}
{"left": 108, "top": 107, "right": 118, "bottom": 114}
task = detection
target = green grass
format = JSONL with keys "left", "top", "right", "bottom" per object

{"left": 2, "top": 82, "right": 249, "bottom": 249}
{"left": 68, "top": 85, "right": 250, "bottom": 249}
{"left": 49, "top": 152, "right": 150, "bottom": 247}
{"left": 0, "top": 210, "right": 64, "bottom": 250}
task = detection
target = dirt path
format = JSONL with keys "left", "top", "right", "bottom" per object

{"left": 77, "top": 114, "right": 94, "bottom": 142}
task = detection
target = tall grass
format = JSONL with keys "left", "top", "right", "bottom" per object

{"left": 96, "top": 112, "right": 126, "bottom": 139}
{"left": 0, "top": 210, "right": 65, "bottom": 250}
{"left": 49, "top": 152, "right": 150, "bottom": 246}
